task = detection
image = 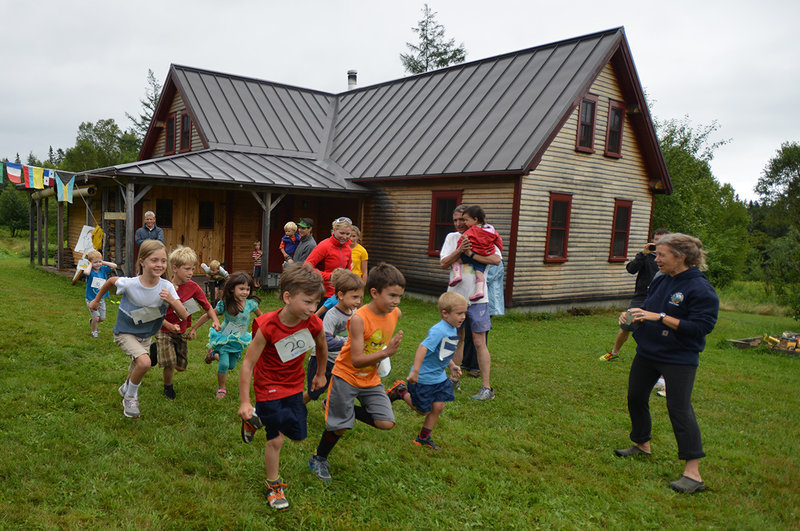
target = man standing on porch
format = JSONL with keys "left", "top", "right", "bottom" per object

{"left": 440, "top": 205, "right": 500, "bottom": 401}
{"left": 135, "top": 211, "right": 165, "bottom": 247}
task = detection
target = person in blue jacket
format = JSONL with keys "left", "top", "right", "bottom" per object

{"left": 613, "top": 232, "right": 719, "bottom": 495}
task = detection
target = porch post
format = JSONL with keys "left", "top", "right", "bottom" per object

{"left": 57, "top": 201, "right": 64, "bottom": 269}
{"left": 261, "top": 191, "right": 270, "bottom": 286}
{"left": 36, "top": 199, "right": 43, "bottom": 265}
{"left": 101, "top": 186, "right": 109, "bottom": 257}
{"left": 125, "top": 182, "right": 135, "bottom": 276}
{"left": 44, "top": 197, "right": 49, "bottom": 266}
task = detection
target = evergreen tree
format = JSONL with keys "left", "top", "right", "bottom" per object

{"left": 400, "top": 4, "right": 466, "bottom": 74}
{"left": 126, "top": 69, "right": 162, "bottom": 146}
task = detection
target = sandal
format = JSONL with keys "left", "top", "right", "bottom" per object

{"left": 205, "top": 348, "right": 216, "bottom": 364}
{"left": 216, "top": 388, "right": 227, "bottom": 399}
{"left": 669, "top": 475, "right": 706, "bottom": 494}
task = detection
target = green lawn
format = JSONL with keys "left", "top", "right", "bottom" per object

{"left": 0, "top": 252, "right": 798, "bottom": 529}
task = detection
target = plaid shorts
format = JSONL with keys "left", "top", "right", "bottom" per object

{"left": 154, "top": 330, "right": 189, "bottom": 370}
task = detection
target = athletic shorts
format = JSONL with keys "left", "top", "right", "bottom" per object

{"left": 324, "top": 375, "right": 395, "bottom": 431}
{"left": 256, "top": 392, "right": 307, "bottom": 441}
{"left": 620, "top": 296, "right": 646, "bottom": 332}
{"left": 461, "top": 302, "right": 491, "bottom": 334}
{"left": 408, "top": 379, "right": 455, "bottom": 413}
{"left": 154, "top": 330, "right": 189, "bottom": 370}
{"left": 86, "top": 298, "right": 106, "bottom": 320}
{"left": 306, "top": 356, "right": 335, "bottom": 401}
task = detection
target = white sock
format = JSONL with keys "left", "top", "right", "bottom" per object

{"left": 126, "top": 381, "right": 141, "bottom": 398}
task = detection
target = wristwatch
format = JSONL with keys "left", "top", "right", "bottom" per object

{"left": 659, "top": 312, "right": 666, "bottom": 323}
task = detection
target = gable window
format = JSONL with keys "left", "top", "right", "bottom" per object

{"left": 428, "top": 190, "right": 462, "bottom": 255}
{"left": 198, "top": 201, "right": 214, "bottom": 229}
{"left": 165, "top": 113, "right": 176, "bottom": 155}
{"left": 180, "top": 111, "right": 191, "bottom": 152}
{"left": 156, "top": 199, "right": 173, "bottom": 228}
{"left": 544, "top": 192, "right": 572, "bottom": 262}
{"left": 576, "top": 94, "right": 598, "bottom": 153}
{"left": 605, "top": 100, "right": 625, "bottom": 158}
{"left": 609, "top": 199, "right": 632, "bottom": 261}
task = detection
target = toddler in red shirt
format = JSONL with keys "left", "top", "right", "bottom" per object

{"left": 449, "top": 205, "right": 503, "bottom": 301}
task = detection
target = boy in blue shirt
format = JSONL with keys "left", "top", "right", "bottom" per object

{"left": 388, "top": 292, "right": 467, "bottom": 450}
{"left": 73, "top": 250, "right": 117, "bottom": 338}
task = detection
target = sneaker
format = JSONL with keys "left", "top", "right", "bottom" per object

{"left": 265, "top": 480, "right": 289, "bottom": 510}
{"left": 91, "top": 331, "right": 99, "bottom": 338}
{"left": 598, "top": 351, "right": 619, "bottom": 361}
{"left": 414, "top": 435, "right": 441, "bottom": 450}
{"left": 656, "top": 388, "right": 667, "bottom": 398}
{"left": 450, "top": 377, "right": 461, "bottom": 391}
{"left": 164, "top": 386, "right": 176, "bottom": 400}
{"left": 122, "top": 396, "right": 140, "bottom": 418}
{"left": 308, "top": 455, "right": 332, "bottom": 482}
{"left": 241, "top": 413, "right": 264, "bottom": 443}
{"left": 386, "top": 380, "right": 407, "bottom": 402}
{"left": 471, "top": 386, "right": 495, "bottom": 401}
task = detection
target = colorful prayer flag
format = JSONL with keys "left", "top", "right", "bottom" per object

{"left": 43, "top": 168, "right": 53, "bottom": 187}
{"left": 32, "top": 166, "right": 44, "bottom": 189}
{"left": 22, "top": 165, "right": 32, "bottom": 188}
{"left": 6, "top": 162, "right": 22, "bottom": 184}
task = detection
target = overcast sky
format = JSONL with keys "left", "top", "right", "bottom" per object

{"left": 3, "top": 0, "right": 797, "bottom": 201}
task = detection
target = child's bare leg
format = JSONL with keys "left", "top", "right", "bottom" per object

{"left": 163, "top": 366, "right": 175, "bottom": 386}
{"left": 265, "top": 433, "right": 284, "bottom": 480}
{"left": 217, "top": 371, "right": 226, "bottom": 390}
{"left": 129, "top": 355, "right": 151, "bottom": 385}
{"left": 373, "top": 420, "right": 395, "bottom": 430}
{"left": 90, "top": 316, "right": 99, "bottom": 333}
{"left": 423, "top": 402, "right": 445, "bottom": 430}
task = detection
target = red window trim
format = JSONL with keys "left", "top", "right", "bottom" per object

{"left": 164, "top": 112, "right": 176, "bottom": 156}
{"left": 604, "top": 100, "right": 625, "bottom": 158}
{"left": 575, "top": 94, "right": 598, "bottom": 154}
{"left": 428, "top": 190, "right": 463, "bottom": 256}
{"left": 544, "top": 192, "right": 572, "bottom": 263}
{"left": 179, "top": 111, "right": 191, "bottom": 153}
{"left": 608, "top": 199, "right": 633, "bottom": 262}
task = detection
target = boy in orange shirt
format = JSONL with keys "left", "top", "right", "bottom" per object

{"left": 307, "top": 263, "right": 405, "bottom": 482}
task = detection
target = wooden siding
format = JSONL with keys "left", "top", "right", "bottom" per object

{"left": 512, "top": 61, "right": 653, "bottom": 306}
{"left": 153, "top": 93, "right": 202, "bottom": 156}
{"left": 362, "top": 178, "right": 515, "bottom": 294}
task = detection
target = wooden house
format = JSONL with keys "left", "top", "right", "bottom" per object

{"left": 68, "top": 27, "right": 670, "bottom": 308}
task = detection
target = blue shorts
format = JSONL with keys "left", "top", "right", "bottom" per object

{"left": 253, "top": 266, "right": 261, "bottom": 278}
{"left": 461, "top": 302, "right": 491, "bottom": 334}
{"left": 306, "top": 356, "right": 334, "bottom": 401}
{"left": 408, "top": 379, "right": 455, "bottom": 413}
{"left": 255, "top": 392, "right": 307, "bottom": 441}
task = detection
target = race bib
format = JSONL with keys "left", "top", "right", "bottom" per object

{"left": 183, "top": 298, "right": 201, "bottom": 315}
{"left": 129, "top": 306, "right": 163, "bottom": 324}
{"left": 274, "top": 328, "right": 314, "bottom": 363}
{"left": 91, "top": 276, "right": 105, "bottom": 289}
{"left": 439, "top": 336, "right": 459, "bottom": 361}
{"left": 220, "top": 321, "right": 243, "bottom": 336}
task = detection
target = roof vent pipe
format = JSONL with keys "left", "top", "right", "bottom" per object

{"left": 347, "top": 70, "right": 357, "bottom": 90}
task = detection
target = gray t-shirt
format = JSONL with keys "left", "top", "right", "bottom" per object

{"left": 319, "top": 306, "right": 352, "bottom": 364}
{"left": 293, "top": 235, "right": 317, "bottom": 264}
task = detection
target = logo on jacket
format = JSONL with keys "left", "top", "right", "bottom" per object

{"left": 669, "top": 292, "right": 684, "bottom": 306}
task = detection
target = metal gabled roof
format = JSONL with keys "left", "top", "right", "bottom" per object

{"left": 171, "top": 65, "right": 335, "bottom": 156}
{"left": 331, "top": 28, "right": 624, "bottom": 180}
{"left": 88, "top": 149, "right": 367, "bottom": 193}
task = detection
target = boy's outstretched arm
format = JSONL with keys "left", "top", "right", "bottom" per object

{"left": 310, "top": 330, "right": 328, "bottom": 391}
{"left": 407, "top": 344, "right": 428, "bottom": 384}
{"left": 238, "top": 329, "right": 266, "bottom": 420}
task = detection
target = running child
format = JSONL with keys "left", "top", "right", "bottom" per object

{"left": 389, "top": 292, "right": 467, "bottom": 450}
{"left": 73, "top": 250, "right": 117, "bottom": 338}
{"left": 89, "top": 240, "right": 188, "bottom": 419}
{"left": 201, "top": 259, "right": 229, "bottom": 301}
{"left": 198, "top": 272, "right": 262, "bottom": 398}
{"left": 449, "top": 205, "right": 503, "bottom": 301}
{"left": 252, "top": 241, "right": 263, "bottom": 288}
{"left": 307, "top": 263, "right": 405, "bottom": 482}
{"left": 279, "top": 221, "right": 298, "bottom": 265}
{"left": 304, "top": 268, "right": 364, "bottom": 404}
{"left": 238, "top": 264, "right": 328, "bottom": 511}
{"left": 156, "top": 246, "right": 221, "bottom": 399}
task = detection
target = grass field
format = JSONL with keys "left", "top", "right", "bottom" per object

{"left": 1, "top": 250, "right": 798, "bottom": 529}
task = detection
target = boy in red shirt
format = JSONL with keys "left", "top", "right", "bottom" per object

{"left": 155, "top": 246, "right": 221, "bottom": 399}
{"left": 238, "top": 264, "right": 328, "bottom": 511}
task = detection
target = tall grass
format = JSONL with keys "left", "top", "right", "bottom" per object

{"left": 0, "top": 252, "right": 798, "bottom": 528}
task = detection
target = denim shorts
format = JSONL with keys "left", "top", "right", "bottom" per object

{"left": 408, "top": 379, "right": 455, "bottom": 413}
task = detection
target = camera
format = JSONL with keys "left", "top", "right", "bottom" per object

{"left": 648, "top": 244, "right": 656, "bottom": 251}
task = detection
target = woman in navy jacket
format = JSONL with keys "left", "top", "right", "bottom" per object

{"left": 613, "top": 233, "right": 719, "bottom": 494}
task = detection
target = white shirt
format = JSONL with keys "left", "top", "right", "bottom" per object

{"left": 440, "top": 231, "right": 501, "bottom": 305}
